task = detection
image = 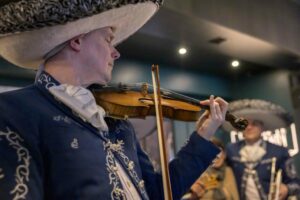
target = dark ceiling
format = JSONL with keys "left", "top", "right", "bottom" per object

{"left": 117, "top": 3, "right": 300, "bottom": 78}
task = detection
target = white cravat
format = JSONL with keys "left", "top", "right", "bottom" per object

{"left": 49, "top": 84, "right": 108, "bottom": 132}
{"left": 239, "top": 142, "right": 266, "bottom": 163}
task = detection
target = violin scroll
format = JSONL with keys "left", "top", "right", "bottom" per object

{"left": 225, "top": 112, "right": 248, "bottom": 131}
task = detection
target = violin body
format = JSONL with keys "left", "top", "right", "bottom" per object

{"left": 90, "top": 83, "right": 202, "bottom": 121}
{"left": 89, "top": 83, "right": 248, "bottom": 130}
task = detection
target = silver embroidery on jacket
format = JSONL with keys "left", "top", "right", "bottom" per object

{"left": 37, "top": 74, "right": 56, "bottom": 89}
{"left": 241, "top": 168, "right": 267, "bottom": 200}
{"left": 104, "top": 140, "right": 126, "bottom": 200}
{"left": 53, "top": 115, "right": 72, "bottom": 124}
{"left": 0, "top": 0, "right": 163, "bottom": 35}
{"left": 0, "top": 128, "right": 31, "bottom": 200}
{"left": 104, "top": 140, "right": 149, "bottom": 200}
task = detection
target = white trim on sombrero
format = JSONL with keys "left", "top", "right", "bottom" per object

{"left": 0, "top": 2, "right": 158, "bottom": 69}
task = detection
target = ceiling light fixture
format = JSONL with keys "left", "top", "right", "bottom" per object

{"left": 231, "top": 60, "right": 240, "bottom": 68}
{"left": 178, "top": 47, "right": 187, "bottom": 55}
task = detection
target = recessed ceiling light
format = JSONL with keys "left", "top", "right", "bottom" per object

{"left": 231, "top": 60, "right": 240, "bottom": 68}
{"left": 178, "top": 48, "right": 187, "bottom": 55}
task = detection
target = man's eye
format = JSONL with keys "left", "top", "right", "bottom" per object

{"left": 106, "top": 38, "right": 112, "bottom": 43}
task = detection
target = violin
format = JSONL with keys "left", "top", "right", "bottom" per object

{"left": 88, "top": 82, "right": 248, "bottom": 131}
{"left": 89, "top": 65, "right": 248, "bottom": 200}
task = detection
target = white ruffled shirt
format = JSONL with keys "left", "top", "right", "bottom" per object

{"left": 239, "top": 140, "right": 266, "bottom": 163}
{"left": 49, "top": 84, "right": 109, "bottom": 132}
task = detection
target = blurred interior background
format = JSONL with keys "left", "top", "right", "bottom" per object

{"left": 1, "top": 0, "right": 300, "bottom": 173}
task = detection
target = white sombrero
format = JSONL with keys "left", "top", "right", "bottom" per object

{"left": 0, "top": 0, "right": 162, "bottom": 69}
{"left": 222, "top": 99, "right": 293, "bottom": 132}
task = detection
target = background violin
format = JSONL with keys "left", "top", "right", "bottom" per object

{"left": 88, "top": 83, "right": 248, "bottom": 131}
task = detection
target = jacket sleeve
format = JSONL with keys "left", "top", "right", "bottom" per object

{"left": 135, "top": 130, "right": 220, "bottom": 200}
{"left": 279, "top": 149, "right": 300, "bottom": 196}
{"left": 0, "top": 125, "right": 43, "bottom": 200}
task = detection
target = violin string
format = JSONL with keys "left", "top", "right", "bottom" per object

{"left": 106, "top": 82, "right": 204, "bottom": 106}
{"left": 147, "top": 84, "right": 200, "bottom": 105}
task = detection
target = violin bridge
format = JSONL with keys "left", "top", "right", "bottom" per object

{"left": 141, "top": 83, "right": 148, "bottom": 97}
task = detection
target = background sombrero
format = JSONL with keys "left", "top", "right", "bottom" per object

{"left": 222, "top": 99, "right": 293, "bottom": 132}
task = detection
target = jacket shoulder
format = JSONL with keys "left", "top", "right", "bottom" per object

{"left": 0, "top": 85, "right": 37, "bottom": 98}
{"left": 0, "top": 85, "right": 44, "bottom": 117}
{"left": 265, "top": 141, "right": 289, "bottom": 155}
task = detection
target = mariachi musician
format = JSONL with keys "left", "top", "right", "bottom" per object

{"left": 225, "top": 99, "right": 300, "bottom": 200}
{"left": 0, "top": 1, "right": 229, "bottom": 199}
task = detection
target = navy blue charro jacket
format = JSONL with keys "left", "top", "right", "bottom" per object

{"left": 0, "top": 72, "right": 219, "bottom": 200}
{"left": 227, "top": 140, "right": 300, "bottom": 200}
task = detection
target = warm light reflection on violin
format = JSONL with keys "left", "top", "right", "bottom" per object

{"left": 88, "top": 83, "right": 248, "bottom": 131}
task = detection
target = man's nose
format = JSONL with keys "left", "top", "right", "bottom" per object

{"left": 245, "top": 123, "right": 253, "bottom": 129}
{"left": 112, "top": 47, "right": 120, "bottom": 60}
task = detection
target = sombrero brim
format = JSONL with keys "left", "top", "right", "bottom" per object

{"left": 222, "top": 109, "right": 291, "bottom": 132}
{"left": 222, "top": 99, "right": 293, "bottom": 132}
{"left": 0, "top": 2, "right": 158, "bottom": 69}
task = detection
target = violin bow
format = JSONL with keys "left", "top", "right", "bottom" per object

{"left": 151, "top": 65, "right": 173, "bottom": 200}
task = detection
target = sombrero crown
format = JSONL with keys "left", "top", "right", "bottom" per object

{"left": 222, "top": 99, "right": 293, "bottom": 132}
{"left": 0, "top": 0, "right": 162, "bottom": 69}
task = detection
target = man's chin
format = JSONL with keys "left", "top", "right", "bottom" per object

{"left": 244, "top": 136, "right": 261, "bottom": 143}
{"left": 104, "top": 75, "right": 112, "bottom": 84}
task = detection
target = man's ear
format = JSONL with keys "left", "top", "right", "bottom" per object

{"left": 69, "top": 35, "right": 84, "bottom": 52}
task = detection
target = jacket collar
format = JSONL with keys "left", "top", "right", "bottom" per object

{"left": 35, "top": 71, "right": 108, "bottom": 141}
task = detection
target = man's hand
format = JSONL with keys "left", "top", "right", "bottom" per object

{"left": 191, "top": 180, "right": 206, "bottom": 198}
{"left": 279, "top": 183, "right": 288, "bottom": 200}
{"left": 196, "top": 95, "right": 228, "bottom": 140}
